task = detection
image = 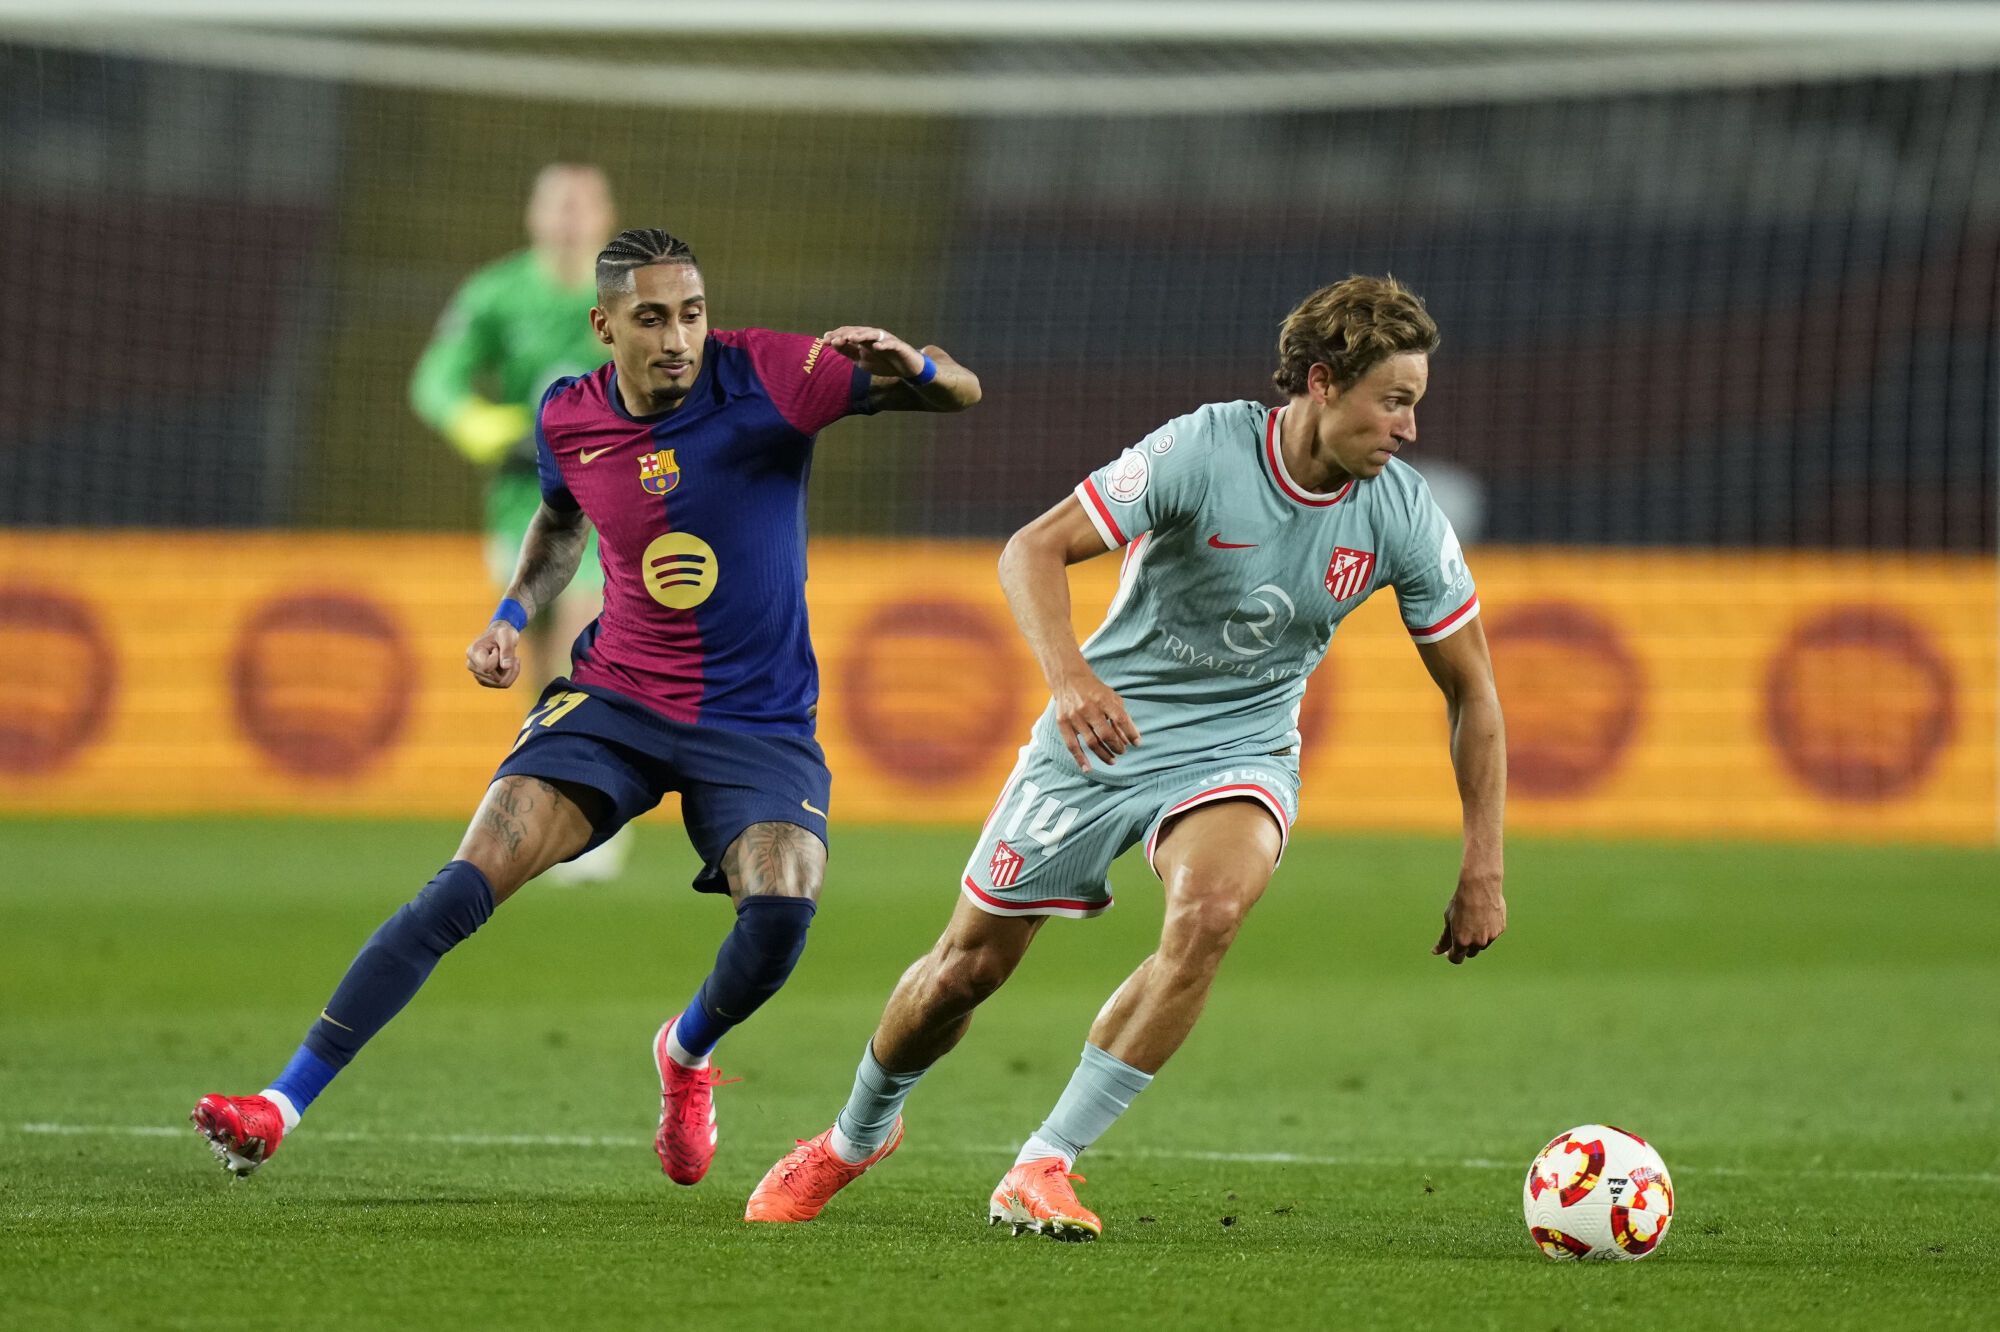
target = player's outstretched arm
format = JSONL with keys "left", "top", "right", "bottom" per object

{"left": 998, "top": 494, "right": 1140, "bottom": 772}
{"left": 1416, "top": 619, "right": 1508, "bottom": 964}
{"left": 821, "top": 325, "right": 981, "bottom": 413}
{"left": 466, "top": 502, "right": 589, "bottom": 689}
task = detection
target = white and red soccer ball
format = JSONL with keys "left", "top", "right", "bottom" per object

{"left": 1523, "top": 1124, "right": 1674, "bottom": 1261}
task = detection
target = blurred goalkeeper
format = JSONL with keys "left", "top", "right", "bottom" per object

{"left": 411, "top": 163, "right": 626, "bottom": 882}
{"left": 193, "top": 227, "right": 981, "bottom": 1188}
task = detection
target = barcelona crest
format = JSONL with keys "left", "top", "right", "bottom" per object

{"left": 639, "top": 449, "right": 680, "bottom": 496}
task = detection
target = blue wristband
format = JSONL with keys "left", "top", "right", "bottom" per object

{"left": 492, "top": 597, "right": 528, "bottom": 631}
{"left": 904, "top": 353, "right": 938, "bottom": 386}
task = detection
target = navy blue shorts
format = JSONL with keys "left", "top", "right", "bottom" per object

{"left": 492, "top": 678, "right": 831, "bottom": 894}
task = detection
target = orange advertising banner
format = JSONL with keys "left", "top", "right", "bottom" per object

{"left": 2, "top": 533, "right": 1994, "bottom": 844}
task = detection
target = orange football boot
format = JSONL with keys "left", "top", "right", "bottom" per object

{"left": 744, "top": 1119, "right": 903, "bottom": 1222}
{"left": 989, "top": 1156, "right": 1102, "bottom": 1241}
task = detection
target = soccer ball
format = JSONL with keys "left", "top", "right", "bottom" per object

{"left": 1522, "top": 1124, "right": 1674, "bottom": 1261}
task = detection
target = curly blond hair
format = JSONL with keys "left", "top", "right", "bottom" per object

{"left": 1272, "top": 276, "right": 1438, "bottom": 396}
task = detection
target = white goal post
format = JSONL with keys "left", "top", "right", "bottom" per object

{"left": 4, "top": 3, "right": 2000, "bottom": 115}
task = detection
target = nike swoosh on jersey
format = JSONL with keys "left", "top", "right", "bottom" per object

{"left": 1207, "top": 533, "right": 1257, "bottom": 549}
{"left": 579, "top": 445, "right": 615, "bottom": 464}
{"left": 801, "top": 799, "right": 827, "bottom": 818}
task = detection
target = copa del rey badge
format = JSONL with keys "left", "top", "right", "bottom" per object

{"left": 639, "top": 449, "right": 679, "bottom": 495}
{"left": 1324, "top": 546, "right": 1376, "bottom": 601}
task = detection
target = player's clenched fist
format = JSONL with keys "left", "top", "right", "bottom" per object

{"left": 466, "top": 621, "right": 524, "bottom": 689}
{"left": 1049, "top": 666, "right": 1141, "bottom": 771}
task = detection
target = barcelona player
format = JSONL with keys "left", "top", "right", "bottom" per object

{"left": 410, "top": 163, "right": 630, "bottom": 883}
{"left": 746, "top": 277, "right": 1506, "bottom": 1238}
{"left": 193, "top": 228, "right": 982, "bottom": 1186}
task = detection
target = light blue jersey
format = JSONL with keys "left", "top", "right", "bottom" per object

{"left": 1041, "top": 399, "right": 1479, "bottom": 785}
{"left": 961, "top": 399, "right": 1479, "bottom": 919}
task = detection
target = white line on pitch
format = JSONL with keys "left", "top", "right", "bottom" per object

{"left": 19, "top": 1122, "right": 2000, "bottom": 1186}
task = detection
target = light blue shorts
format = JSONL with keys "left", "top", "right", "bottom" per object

{"left": 958, "top": 742, "right": 1299, "bottom": 920}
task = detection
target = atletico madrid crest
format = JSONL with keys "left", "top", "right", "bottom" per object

{"left": 639, "top": 449, "right": 679, "bottom": 495}
{"left": 1324, "top": 546, "right": 1376, "bottom": 601}
{"left": 989, "top": 840, "right": 1024, "bottom": 888}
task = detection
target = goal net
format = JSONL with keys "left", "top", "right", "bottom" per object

{"left": 2, "top": 3, "right": 1995, "bottom": 839}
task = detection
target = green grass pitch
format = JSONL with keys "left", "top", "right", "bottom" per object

{"left": 2, "top": 817, "right": 1995, "bottom": 1329}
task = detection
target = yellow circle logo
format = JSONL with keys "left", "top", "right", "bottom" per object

{"left": 641, "top": 532, "right": 719, "bottom": 609}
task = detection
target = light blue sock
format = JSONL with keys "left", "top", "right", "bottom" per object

{"left": 831, "top": 1042, "right": 925, "bottom": 1161}
{"left": 1017, "top": 1043, "right": 1153, "bottom": 1167}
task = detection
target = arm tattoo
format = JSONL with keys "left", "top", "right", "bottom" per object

{"left": 506, "top": 504, "right": 590, "bottom": 619}
{"left": 866, "top": 379, "right": 926, "bottom": 412}
{"left": 721, "top": 822, "right": 825, "bottom": 898}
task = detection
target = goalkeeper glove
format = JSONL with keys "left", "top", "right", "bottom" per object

{"left": 444, "top": 399, "right": 532, "bottom": 466}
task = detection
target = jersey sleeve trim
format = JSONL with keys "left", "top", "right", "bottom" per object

{"left": 847, "top": 362, "right": 879, "bottom": 416}
{"left": 1074, "top": 477, "right": 1127, "bottom": 548}
{"left": 1408, "top": 593, "right": 1481, "bottom": 643}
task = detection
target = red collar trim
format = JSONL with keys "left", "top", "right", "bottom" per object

{"left": 1263, "top": 405, "right": 1352, "bottom": 507}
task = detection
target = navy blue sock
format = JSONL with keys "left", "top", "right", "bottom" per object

{"left": 268, "top": 860, "right": 496, "bottom": 1117}
{"left": 673, "top": 895, "right": 817, "bottom": 1058}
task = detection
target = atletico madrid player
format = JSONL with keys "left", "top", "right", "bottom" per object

{"left": 747, "top": 276, "right": 1507, "bottom": 1239}
{"left": 192, "top": 228, "right": 981, "bottom": 1185}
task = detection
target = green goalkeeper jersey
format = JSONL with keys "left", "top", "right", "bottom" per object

{"left": 1050, "top": 399, "right": 1480, "bottom": 785}
{"left": 409, "top": 248, "right": 609, "bottom": 472}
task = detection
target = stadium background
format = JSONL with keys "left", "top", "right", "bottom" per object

{"left": 3, "top": 6, "right": 1995, "bottom": 843}
{"left": 0, "top": 7, "right": 1992, "bottom": 840}
{"left": 3, "top": 8, "right": 1999, "bottom": 1329}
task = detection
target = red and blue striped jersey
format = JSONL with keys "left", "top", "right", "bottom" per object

{"left": 533, "top": 329, "right": 875, "bottom": 735}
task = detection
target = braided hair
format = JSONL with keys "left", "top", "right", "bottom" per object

{"left": 595, "top": 228, "right": 699, "bottom": 303}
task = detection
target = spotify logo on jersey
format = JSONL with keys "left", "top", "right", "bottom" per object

{"left": 643, "top": 532, "right": 719, "bottom": 609}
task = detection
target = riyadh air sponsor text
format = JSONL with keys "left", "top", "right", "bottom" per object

{"left": 1157, "top": 631, "right": 1306, "bottom": 684}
